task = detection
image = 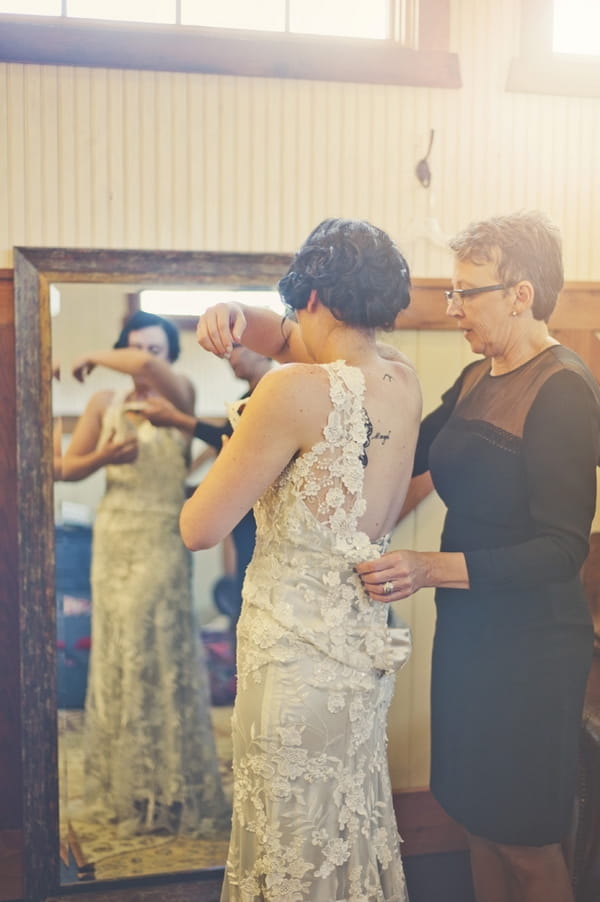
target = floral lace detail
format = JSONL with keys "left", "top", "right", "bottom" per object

{"left": 82, "top": 393, "right": 230, "bottom": 838}
{"left": 222, "top": 361, "right": 410, "bottom": 901}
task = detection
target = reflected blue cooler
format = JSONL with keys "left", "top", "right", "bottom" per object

{"left": 55, "top": 524, "right": 93, "bottom": 709}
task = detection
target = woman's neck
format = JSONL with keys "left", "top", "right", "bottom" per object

{"left": 314, "top": 322, "right": 379, "bottom": 367}
{"left": 490, "top": 324, "right": 558, "bottom": 375}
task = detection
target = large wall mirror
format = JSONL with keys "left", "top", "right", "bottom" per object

{"left": 13, "top": 247, "right": 291, "bottom": 902}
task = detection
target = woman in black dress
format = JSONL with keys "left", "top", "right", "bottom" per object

{"left": 357, "top": 210, "right": 600, "bottom": 902}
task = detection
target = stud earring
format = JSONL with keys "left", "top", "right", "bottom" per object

{"left": 511, "top": 310, "right": 518, "bottom": 317}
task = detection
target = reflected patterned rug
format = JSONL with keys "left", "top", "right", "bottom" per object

{"left": 58, "top": 707, "right": 233, "bottom": 882}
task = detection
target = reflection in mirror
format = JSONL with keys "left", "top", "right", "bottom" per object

{"left": 50, "top": 280, "right": 280, "bottom": 884}
{"left": 13, "top": 246, "right": 290, "bottom": 901}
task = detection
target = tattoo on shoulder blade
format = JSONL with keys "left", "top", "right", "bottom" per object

{"left": 383, "top": 372, "right": 392, "bottom": 382}
{"left": 373, "top": 430, "right": 391, "bottom": 445}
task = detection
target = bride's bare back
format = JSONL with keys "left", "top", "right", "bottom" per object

{"left": 287, "top": 356, "right": 421, "bottom": 542}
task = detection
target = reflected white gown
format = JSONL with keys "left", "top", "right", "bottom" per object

{"left": 222, "top": 361, "right": 411, "bottom": 902}
{"left": 83, "top": 394, "right": 230, "bottom": 837}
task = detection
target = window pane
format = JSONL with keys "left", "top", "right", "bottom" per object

{"left": 140, "top": 289, "right": 283, "bottom": 317}
{"left": 553, "top": 0, "right": 600, "bottom": 54}
{"left": 0, "top": 0, "right": 60, "bottom": 13}
{"left": 181, "top": 0, "right": 284, "bottom": 32}
{"left": 67, "top": 0, "right": 176, "bottom": 24}
{"left": 289, "top": 0, "right": 388, "bottom": 39}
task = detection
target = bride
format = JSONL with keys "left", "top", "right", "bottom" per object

{"left": 181, "top": 218, "right": 422, "bottom": 901}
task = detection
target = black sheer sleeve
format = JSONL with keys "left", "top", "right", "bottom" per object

{"left": 413, "top": 369, "right": 466, "bottom": 476}
{"left": 466, "top": 370, "right": 600, "bottom": 591}
{"left": 192, "top": 419, "right": 233, "bottom": 450}
{"left": 194, "top": 391, "right": 251, "bottom": 449}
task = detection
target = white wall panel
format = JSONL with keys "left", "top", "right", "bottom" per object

{"left": 3, "top": 64, "right": 26, "bottom": 247}
{"left": 2, "top": 4, "right": 600, "bottom": 272}
{"left": 382, "top": 328, "right": 477, "bottom": 787}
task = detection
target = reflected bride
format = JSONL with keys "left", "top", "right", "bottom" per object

{"left": 59, "top": 310, "right": 230, "bottom": 840}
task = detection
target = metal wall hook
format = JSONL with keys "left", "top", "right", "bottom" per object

{"left": 415, "top": 129, "right": 435, "bottom": 188}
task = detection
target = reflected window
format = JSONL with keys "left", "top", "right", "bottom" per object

{"left": 139, "top": 289, "right": 283, "bottom": 318}
{"left": 553, "top": 0, "right": 600, "bottom": 54}
{"left": 50, "top": 284, "right": 61, "bottom": 318}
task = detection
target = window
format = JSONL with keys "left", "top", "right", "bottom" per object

{"left": 552, "top": 0, "right": 600, "bottom": 55}
{"left": 181, "top": 0, "right": 390, "bottom": 40}
{"left": 0, "top": 0, "right": 460, "bottom": 88}
{"left": 69, "top": 0, "right": 175, "bottom": 24}
{"left": 0, "top": 0, "right": 58, "bottom": 12}
{"left": 507, "top": 0, "right": 600, "bottom": 97}
{"left": 0, "top": 0, "right": 402, "bottom": 41}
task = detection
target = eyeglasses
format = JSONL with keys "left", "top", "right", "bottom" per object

{"left": 444, "top": 284, "right": 506, "bottom": 305}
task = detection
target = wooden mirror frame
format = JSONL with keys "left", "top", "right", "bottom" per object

{"left": 13, "top": 247, "right": 292, "bottom": 902}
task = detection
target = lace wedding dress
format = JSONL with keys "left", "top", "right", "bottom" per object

{"left": 82, "top": 393, "right": 230, "bottom": 837}
{"left": 222, "top": 361, "right": 411, "bottom": 902}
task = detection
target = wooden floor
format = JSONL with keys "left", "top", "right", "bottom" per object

{"left": 395, "top": 789, "right": 476, "bottom": 902}
{"left": 404, "top": 851, "right": 476, "bottom": 902}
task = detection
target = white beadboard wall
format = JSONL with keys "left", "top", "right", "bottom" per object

{"left": 2, "top": 0, "right": 600, "bottom": 791}
{"left": 2, "top": 0, "right": 600, "bottom": 277}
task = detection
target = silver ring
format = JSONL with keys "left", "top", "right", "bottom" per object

{"left": 383, "top": 581, "right": 394, "bottom": 595}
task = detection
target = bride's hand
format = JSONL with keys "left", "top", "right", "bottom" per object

{"left": 197, "top": 302, "right": 247, "bottom": 358}
{"left": 355, "top": 549, "right": 429, "bottom": 602}
{"left": 72, "top": 354, "right": 97, "bottom": 383}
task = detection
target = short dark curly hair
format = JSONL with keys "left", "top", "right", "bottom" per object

{"left": 278, "top": 218, "right": 411, "bottom": 331}
{"left": 113, "top": 310, "right": 181, "bottom": 362}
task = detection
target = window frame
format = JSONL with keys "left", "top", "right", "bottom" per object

{"left": 507, "top": 0, "right": 600, "bottom": 97}
{"left": 0, "top": 0, "right": 460, "bottom": 88}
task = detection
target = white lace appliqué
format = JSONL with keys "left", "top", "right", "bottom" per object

{"left": 222, "top": 361, "right": 411, "bottom": 901}
{"left": 82, "top": 395, "right": 230, "bottom": 838}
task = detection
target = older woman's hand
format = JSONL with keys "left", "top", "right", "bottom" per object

{"left": 138, "top": 395, "right": 197, "bottom": 432}
{"left": 356, "top": 549, "right": 431, "bottom": 602}
{"left": 138, "top": 395, "right": 178, "bottom": 425}
{"left": 196, "top": 302, "right": 247, "bottom": 358}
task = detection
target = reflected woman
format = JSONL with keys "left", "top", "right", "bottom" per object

{"left": 62, "top": 310, "right": 230, "bottom": 837}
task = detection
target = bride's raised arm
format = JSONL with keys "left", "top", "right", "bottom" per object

{"left": 179, "top": 364, "right": 311, "bottom": 550}
{"left": 196, "top": 301, "right": 313, "bottom": 364}
{"left": 197, "top": 300, "right": 417, "bottom": 373}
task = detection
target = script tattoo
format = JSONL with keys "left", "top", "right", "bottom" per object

{"left": 360, "top": 412, "right": 391, "bottom": 465}
{"left": 373, "top": 430, "right": 391, "bottom": 445}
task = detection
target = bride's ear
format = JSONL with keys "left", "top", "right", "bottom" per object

{"left": 306, "top": 289, "right": 320, "bottom": 312}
